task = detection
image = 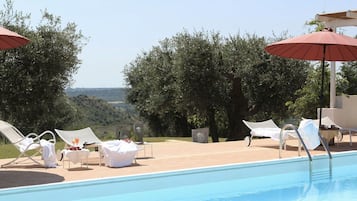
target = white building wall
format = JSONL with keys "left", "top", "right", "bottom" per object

{"left": 320, "top": 95, "right": 357, "bottom": 128}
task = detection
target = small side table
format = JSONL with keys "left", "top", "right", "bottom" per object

{"left": 320, "top": 128, "right": 339, "bottom": 146}
{"left": 61, "top": 148, "right": 90, "bottom": 169}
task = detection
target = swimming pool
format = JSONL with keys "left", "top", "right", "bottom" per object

{"left": 1, "top": 151, "right": 357, "bottom": 201}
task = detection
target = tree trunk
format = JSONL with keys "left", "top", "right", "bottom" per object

{"left": 175, "top": 113, "right": 192, "bottom": 137}
{"left": 208, "top": 108, "right": 219, "bottom": 142}
{"left": 226, "top": 77, "right": 249, "bottom": 140}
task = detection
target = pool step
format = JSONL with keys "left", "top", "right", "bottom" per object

{"left": 311, "top": 169, "right": 331, "bottom": 181}
{"left": 310, "top": 156, "right": 332, "bottom": 181}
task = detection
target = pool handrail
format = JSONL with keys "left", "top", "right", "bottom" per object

{"left": 318, "top": 130, "right": 332, "bottom": 159}
{"left": 279, "top": 124, "right": 312, "bottom": 161}
{"left": 279, "top": 124, "right": 332, "bottom": 160}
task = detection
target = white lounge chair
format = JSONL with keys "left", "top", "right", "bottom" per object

{"left": 55, "top": 127, "right": 139, "bottom": 167}
{"left": 0, "top": 120, "right": 56, "bottom": 167}
{"left": 242, "top": 119, "right": 296, "bottom": 146}
{"left": 55, "top": 127, "right": 102, "bottom": 149}
{"left": 243, "top": 119, "right": 322, "bottom": 151}
{"left": 55, "top": 127, "right": 103, "bottom": 165}
{"left": 278, "top": 119, "right": 321, "bottom": 158}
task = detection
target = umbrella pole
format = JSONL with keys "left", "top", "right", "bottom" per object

{"left": 319, "top": 46, "right": 326, "bottom": 128}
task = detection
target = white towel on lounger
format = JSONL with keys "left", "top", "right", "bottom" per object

{"left": 101, "top": 140, "right": 138, "bottom": 167}
{"left": 40, "top": 139, "right": 56, "bottom": 168}
{"left": 298, "top": 119, "right": 320, "bottom": 150}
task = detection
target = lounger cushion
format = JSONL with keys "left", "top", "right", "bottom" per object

{"left": 250, "top": 128, "right": 281, "bottom": 140}
{"left": 16, "top": 137, "right": 40, "bottom": 152}
{"left": 251, "top": 128, "right": 297, "bottom": 141}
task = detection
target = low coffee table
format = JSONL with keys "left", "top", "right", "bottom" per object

{"left": 61, "top": 148, "right": 90, "bottom": 169}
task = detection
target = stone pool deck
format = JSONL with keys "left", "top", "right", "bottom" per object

{"left": 1, "top": 135, "right": 357, "bottom": 189}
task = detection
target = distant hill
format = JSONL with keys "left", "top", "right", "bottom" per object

{"left": 65, "top": 88, "right": 137, "bottom": 134}
{"left": 66, "top": 88, "right": 128, "bottom": 102}
{"left": 69, "top": 94, "right": 127, "bottom": 126}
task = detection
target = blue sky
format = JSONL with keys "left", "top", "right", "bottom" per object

{"left": 9, "top": 0, "right": 357, "bottom": 88}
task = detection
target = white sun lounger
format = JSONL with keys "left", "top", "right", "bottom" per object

{"left": 55, "top": 127, "right": 139, "bottom": 167}
{"left": 0, "top": 120, "right": 56, "bottom": 167}
{"left": 243, "top": 119, "right": 321, "bottom": 150}
{"left": 242, "top": 119, "right": 296, "bottom": 147}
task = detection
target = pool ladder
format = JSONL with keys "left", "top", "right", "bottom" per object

{"left": 279, "top": 124, "right": 332, "bottom": 181}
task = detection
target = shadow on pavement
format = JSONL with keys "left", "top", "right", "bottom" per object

{"left": 0, "top": 170, "right": 64, "bottom": 189}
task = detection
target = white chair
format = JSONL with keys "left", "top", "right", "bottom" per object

{"left": 55, "top": 127, "right": 103, "bottom": 165}
{"left": 55, "top": 127, "right": 139, "bottom": 167}
{"left": 55, "top": 127, "right": 102, "bottom": 148}
{"left": 0, "top": 120, "right": 56, "bottom": 167}
{"left": 242, "top": 119, "right": 296, "bottom": 146}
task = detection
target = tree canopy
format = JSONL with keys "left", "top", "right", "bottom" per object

{"left": 337, "top": 62, "right": 357, "bottom": 95}
{"left": 0, "top": 0, "right": 86, "bottom": 133}
{"left": 125, "top": 30, "right": 311, "bottom": 141}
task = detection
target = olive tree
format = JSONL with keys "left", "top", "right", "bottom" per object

{"left": 0, "top": 1, "right": 86, "bottom": 133}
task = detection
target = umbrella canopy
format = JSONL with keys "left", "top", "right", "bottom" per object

{"left": 0, "top": 27, "right": 29, "bottom": 50}
{"left": 265, "top": 28, "right": 357, "bottom": 61}
{"left": 265, "top": 28, "right": 357, "bottom": 127}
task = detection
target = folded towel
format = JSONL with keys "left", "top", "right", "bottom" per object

{"left": 40, "top": 139, "right": 57, "bottom": 168}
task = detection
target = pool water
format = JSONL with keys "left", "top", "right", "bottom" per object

{"left": 1, "top": 151, "right": 357, "bottom": 201}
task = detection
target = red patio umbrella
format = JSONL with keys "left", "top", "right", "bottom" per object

{"left": 0, "top": 26, "right": 29, "bottom": 50}
{"left": 265, "top": 28, "right": 357, "bottom": 127}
